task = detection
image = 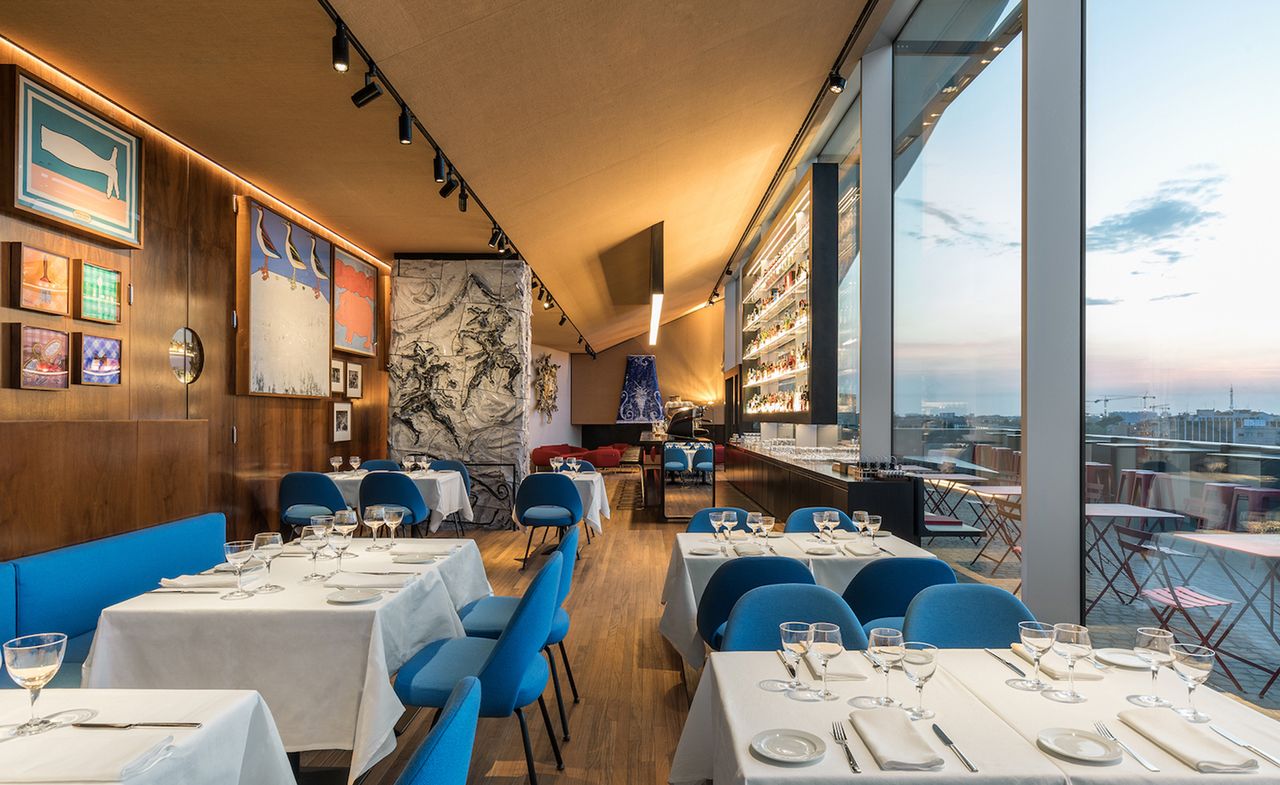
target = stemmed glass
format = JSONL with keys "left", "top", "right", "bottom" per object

{"left": 709, "top": 511, "right": 726, "bottom": 541}
{"left": 221, "top": 540, "right": 257, "bottom": 600}
{"left": 299, "top": 524, "right": 329, "bottom": 582}
{"left": 852, "top": 511, "right": 869, "bottom": 541}
{"left": 329, "top": 456, "right": 343, "bottom": 472}
{"left": 812, "top": 511, "right": 828, "bottom": 541}
{"left": 1128, "top": 627, "right": 1175, "bottom": 707}
{"left": 866, "top": 515, "right": 883, "bottom": 540}
{"left": 566, "top": 457, "right": 580, "bottom": 473}
{"left": 778, "top": 622, "right": 812, "bottom": 694}
{"left": 902, "top": 642, "right": 938, "bottom": 720}
{"left": 327, "top": 526, "right": 353, "bottom": 575}
{"left": 760, "top": 516, "right": 776, "bottom": 541}
{"left": 3, "top": 633, "right": 67, "bottom": 735}
{"left": 824, "top": 511, "right": 843, "bottom": 536}
{"left": 364, "top": 506, "right": 387, "bottom": 551}
{"left": 333, "top": 510, "right": 360, "bottom": 559}
{"left": 746, "top": 512, "right": 763, "bottom": 544}
{"left": 349, "top": 456, "right": 362, "bottom": 472}
{"left": 806, "top": 622, "right": 843, "bottom": 701}
{"left": 384, "top": 508, "right": 405, "bottom": 548}
{"left": 400, "top": 455, "right": 414, "bottom": 472}
{"left": 1171, "top": 643, "right": 1215, "bottom": 723}
{"left": 866, "top": 627, "right": 904, "bottom": 707}
{"left": 1043, "top": 623, "right": 1091, "bottom": 703}
{"left": 414, "top": 455, "right": 427, "bottom": 471}
{"left": 252, "top": 532, "right": 285, "bottom": 593}
{"left": 550, "top": 456, "right": 565, "bottom": 472}
{"left": 1009, "top": 621, "right": 1055, "bottom": 691}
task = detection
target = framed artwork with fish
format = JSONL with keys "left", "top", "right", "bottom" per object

{"left": 332, "top": 247, "right": 378, "bottom": 357}
{"left": 235, "top": 197, "right": 332, "bottom": 398}
{"left": 12, "top": 323, "right": 70, "bottom": 391}
{"left": 8, "top": 242, "right": 70, "bottom": 316}
{"left": 5, "top": 68, "right": 143, "bottom": 248}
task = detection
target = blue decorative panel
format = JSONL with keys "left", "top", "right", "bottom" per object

{"left": 617, "top": 354, "right": 664, "bottom": 423}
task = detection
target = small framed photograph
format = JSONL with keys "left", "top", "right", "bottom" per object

{"left": 13, "top": 323, "right": 70, "bottom": 390}
{"left": 75, "top": 260, "right": 123, "bottom": 323}
{"left": 74, "top": 333, "right": 122, "bottom": 385}
{"left": 10, "top": 243, "right": 70, "bottom": 315}
{"left": 330, "top": 358, "right": 345, "bottom": 394}
{"left": 333, "top": 401, "right": 352, "bottom": 442}
{"left": 345, "top": 362, "right": 363, "bottom": 399}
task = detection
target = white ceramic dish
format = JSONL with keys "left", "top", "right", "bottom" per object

{"left": 326, "top": 588, "right": 383, "bottom": 604}
{"left": 688, "top": 547, "right": 722, "bottom": 556}
{"left": 1094, "top": 648, "right": 1150, "bottom": 669}
{"left": 1036, "top": 727, "right": 1123, "bottom": 764}
{"left": 750, "top": 729, "right": 826, "bottom": 764}
{"left": 391, "top": 553, "right": 439, "bottom": 564}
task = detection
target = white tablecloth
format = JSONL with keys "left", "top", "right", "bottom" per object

{"left": 0, "top": 689, "right": 292, "bottom": 785}
{"left": 569, "top": 471, "right": 610, "bottom": 534}
{"left": 660, "top": 532, "right": 936, "bottom": 667}
{"left": 83, "top": 539, "right": 491, "bottom": 783}
{"left": 328, "top": 470, "right": 475, "bottom": 532}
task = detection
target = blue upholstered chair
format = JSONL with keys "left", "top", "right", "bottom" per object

{"left": 664, "top": 446, "right": 689, "bottom": 475}
{"left": 842, "top": 558, "right": 956, "bottom": 636}
{"left": 785, "top": 506, "right": 855, "bottom": 533}
{"left": 692, "top": 446, "right": 715, "bottom": 481}
{"left": 359, "top": 472, "right": 431, "bottom": 535}
{"left": 362, "top": 459, "right": 400, "bottom": 472}
{"left": 902, "top": 584, "right": 1035, "bottom": 648}
{"left": 278, "top": 472, "right": 349, "bottom": 536}
{"left": 686, "top": 507, "right": 749, "bottom": 534}
{"left": 394, "top": 677, "right": 481, "bottom": 785}
{"left": 515, "top": 473, "right": 583, "bottom": 569}
{"left": 461, "top": 527, "right": 580, "bottom": 741}
{"left": 429, "top": 459, "right": 473, "bottom": 536}
{"left": 722, "top": 584, "right": 869, "bottom": 651}
{"left": 395, "top": 554, "right": 564, "bottom": 785}
{"left": 696, "top": 557, "right": 815, "bottom": 651}
{"left": 555, "top": 460, "right": 595, "bottom": 473}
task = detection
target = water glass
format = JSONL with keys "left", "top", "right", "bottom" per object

{"left": 823, "top": 510, "right": 842, "bottom": 535}
{"left": 364, "top": 506, "right": 387, "bottom": 551}
{"left": 384, "top": 508, "right": 405, "bottom": 547}
{"left": 760, "top": 516, "right": 776, "bottom": 539}
{"left": 333, "top": 510, "right": 360, "bottom": 559}
{"left": 3, "top": 633, "right": 67, "bottom": 735}
{"left": 806, "top": 622, "right": 844, "bottom": 701}
{"left": 1044, "top": 623, "right": 1091, "bottom": 703}
{"left": 779, "top": 622, "right": 812, "bottom": 692}
{"left": 811, "top": 511, "right": 826, "bottom": 539}
{"left": 327, "top": 526, "right": 353, "bottom": 574}
{"left": 252, "top": 532, "right": 285, "bottom": 593}
{"left": 1009, "top": 621, "right": 1055, "bottom": 691}
{"left": 866, "top": 515, "right": 883, "bottom": 540}
{"left": 221, "top": 540, "right": 256, "bottom": 600}
{"left": 1171, "top": 643, "right": 1215, "bottom": 722}
{"left": 329, "top": 456, "right": 342, "bottom": 472}
{"left": 350, "top": 456, "right": 362, "bottom": 472}
{"left": 566, "top": 457, "right": 580, "bottom": 472}
{"left": 746, "top": 512, "right": 763, "bottom": 542}
{"left": 400, "top": 455, "right": 413, "bottom": 472}
{"left": 867, "top": 627, "right": 904, "bottom": 707}
{"left": 709, "top": 511, "right": 726, "bottom": 540}
{"left": 551, "top": 456, "right": 565, "bottom": 472}
{"left": 902, "top": 642, "right": 938, "bottom": 720}
{"left": 299, "top": 523, "right": 329, "bottom": 581}
{"left": 1128, "top": 627, "right": 1175, "bottom": 708}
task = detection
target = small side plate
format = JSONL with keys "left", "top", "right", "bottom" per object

{"left": 326, "top": 588, "right": 383, "bottom": 604}
{"left": 1036, "top": 727, "right": 1123, "bottom": 764}
{"left": 750, "top": 728, "right": 826, "bottom": 764}
{"left": 1094, "top": 648, "right": 1150, "bottom": 669}
{"left": 688, "top": 547, "right": 721, "bottom": 556}
{"left": 392, "top": 553, "right": 439, "bottom": 564}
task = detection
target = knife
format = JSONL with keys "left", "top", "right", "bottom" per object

{"left": 74, "top": 721, "right": 203, "bottom": 729}
{"left": 932, "top": 724, "right": 977, "bottom": 772}
{"left": 775, "top": 650, "right": 797, "bottom": 679}
{"left": 984, "top": 648, "right": 1026, "bottom": 677}
{"left": 1212, "top": 726, "right": 1280, "bottom": 768}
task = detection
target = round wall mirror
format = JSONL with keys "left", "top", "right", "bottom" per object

{"left": 169, "top": 327, "right": 204, "bottom": 384}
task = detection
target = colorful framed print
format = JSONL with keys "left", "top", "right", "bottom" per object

{"left": 10, "top": 69, "right": 143, "bottom": 248}
{"left": 333, "top": 247, "right": 377, "bottom": 357}
{"left": 235, "top": 199, "right": 332, "bottom": 398}
{"left": 13, "top": 324, "right": 69, "bottom": 390}
{"left": 74, "top": 332, "right": 122, "bottom": 385}
{"left": 9, "top": 243, "right": 70, "bottom": 315}
{"left": 330, "top": 358, "right": 345, "bottom": 394}
{"left": 333, "top": 401, "right": 352, "bottom": 443}
{"left": 75, "top": 259, "right": 122, "bottom": 323}
{"left": 345, "top": 362, "right": 363, "bottom": 399}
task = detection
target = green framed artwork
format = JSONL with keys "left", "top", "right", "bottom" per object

{"left": 8, "top": 68, "right": 143, "bottom": 248}
{"left": 74, "top": 259, "right": 122, "bottom": 323}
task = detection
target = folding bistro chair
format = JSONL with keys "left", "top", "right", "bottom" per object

{"left": 971, "top": 495, "right": 1022, "bottom": 572}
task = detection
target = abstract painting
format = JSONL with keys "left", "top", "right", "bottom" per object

{"left": 617, "top": 355, "right": 664, "bottom": 423}
{"left": 11, "top": 71, "right": 142, "bottom": 248}
{"left": 532, "top": 353, "right": 560, "bottom": 423}
{"left": 10, "top": 243, "right": 70, "bottom": 315}
{"left": 75, "top": 260, "right": 122, "bottom": 323}
{"left": 75, "top": 333, "right": 121, "bottom": 385}
{"left": 333, "top": 247, "right": 377, "bottom": 357}
{"left": 346, "top": 362, "right": 363, "bottom": 399}
{"left": 237, "top": 200, "right": 331, "bottom": 398}
{"left": 330, "top": 359, "right": 345, "bottom": 394}
{"left": 15, "top": 324, "right": 69, "bottom": 390}
{"left": 333, "top": 402, "right": 352, "bottom": 442}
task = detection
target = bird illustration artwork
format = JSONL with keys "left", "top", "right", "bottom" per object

{"left": 255, "top": 208, "right": 280, "bottom": 281}
{"left": 309, "top": 237, "right": 328, "bottom": 299}
{"left": 284, "top": 223, "right": 307, "bottom": 290}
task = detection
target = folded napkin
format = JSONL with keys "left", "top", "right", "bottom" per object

{"left": 392, "top": 543, "right": 459, "bottom": 556}
{"left": 0, "top": 732, "right": 173, "bottom": 782}
{"left": 803, "top": 544, "right": 839, "bottom": 556}
{"left": 733, "top": 543, "right": 765, "bottom": 556}
{"left": 1011, "top": 643, "right": 1104, "bottom": 681}
{"left": 323, "top": 572, "right": 412, "bottom": 589}
{"left": 1119, "top": 710, "right": 1258, "bottom": 773}
{"left": 844, "top": 544, "right": 880, "bottom": 557}
{"left": 803, "top": 651, "right": 868, "bottom": 681}
{"left": 159, "top": 570, "right": 264, "bottom": 589}
{"left": 832, "top": 530, "right": 862, "bottom": 540}
{"left": 849, "top": 708, "right": 946, "bottom": 770}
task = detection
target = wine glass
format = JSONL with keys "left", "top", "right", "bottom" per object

{"left": 867, "top": 627, "right": 904, "bottom": 707}
{"left": 1009, "top": 621, "right": 1055, "bottom": 691}
{"left": 3, "top": 633, "right": 67, "bottom": 735}
{"left": 746, "top": 512, "right": 763, "bottom": 543}
{"left": 333, "top": 510, "right": 360, "bottom": 559}
{"left": 329, "top": 456, "right": 343, "bottom": 472}
{"left": 851, "top": 510, "right": 869, "bottom": 541}
{"left": 327, "top": 526, "right": 353, "bottom": 575}
{"left": 1170, "top": 643, "right": 1215, "bottom": 722}
{"left": 811, "top": 511, "right": 827, "bottom": 541}
{"left": 779, "top": 622, "right": 812, "bottom": 693}
{"left": 221, "top": 540, "right": 256, "bottom": 600}
{"left": 413, "top": 455, "right": 427, "bottom": 471}
{"left": 806, "top": 622, "right": 844, "bottom": 701}
{"left": 1043, "top": 623, "right": 1091, "bottom": 703}
{"left": 1128, "top": 627, "right": 1175, "bottom": 707}
{"left": 866, "top": 515, "right": 883, "bottom": 540}
{"left": 252, "top": 532, "right": 285, "bottom": 593}
{"left": 400, "top": 455, "right": 413, "bottom": 472}
{"left": 709, "top": 511, "right": 726, "bottom": 541}
{"left": 384, "top": 507, "right": 405, "bottom": 548}
{"left": 824, "top": 511, "right": 843, "bottom": 537}
{"left": 902, "top": 642, "right": 938, "bottom": 720}
{"left": 364, "top": 506, "right": 387, "bottom": 551}
{"left": 299, "top": 523, "right": 329, "bottom": 582}
{"left": 760, "top": 516, "right": 776, "bottom": 540}
{"left": 349, "top": 456, "right": 362, "bottom": 472}
{"left": 566, "top": 456, "right": 580, "bottom": 473}
{"left": 550, "top": 456, "right": 565, "bottom": 472}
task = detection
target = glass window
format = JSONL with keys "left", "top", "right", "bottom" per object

{"left": 828, "top": 97, "right": 863, "bottom": 442}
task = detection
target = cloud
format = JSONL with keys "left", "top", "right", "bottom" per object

{"left": 1149, "top": 291, "right": 1197, "bottom": 302}
{"left": 1086, "top": 297, "right": 1122, "bottom": 305}
{"left": 898, "top": 198, "right": 1019, "bottom": 252}
{"left": 1086, "top": 171, "right": 1224, "bottom": 255}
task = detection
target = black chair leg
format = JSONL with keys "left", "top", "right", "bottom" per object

{"left": 545, "top": 646, "right": 570, "bottom": 741}
{"left": 428, "top": 707, "right": 442, "bottom": 731}
{"left": 514, "top": 707, "right": 539, "bottom": 785}
{"left": 558, "top": 640, "right": 580, "bottom": 703}
{"left": 537, "top": 696, "right": 565, "bottom": 770}
{"left": 521, "top": 527, "right": 537, "bottom": 571}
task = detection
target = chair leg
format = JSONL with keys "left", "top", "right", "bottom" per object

{"left": 428, "top": 707, "right": 442, "bottom": 731}
{"left": 545, "top": 646, "right": 570, "bottom": 741}
{"left": 514, "top": 707, "right": 539, "bottom": 785}
{"left": 558, "top": 640, "right": 581, "bottom": 703}
{"left": 537, "top": 696, "right": 565, "bottom": 771}
{"left": 521, "top": 527, "right": 537, "bottom": 571}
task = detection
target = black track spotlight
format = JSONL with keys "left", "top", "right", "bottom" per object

{"left": 558, "top": 313, "right": 567, "bottom": 326}
{"left": 438, "top": 168, "right": 458, "bottom": 198}
{"left": 433, "top": 150, "right": 446, "bottom": 183}
{"left": 351, "top": 69, "right": 383, "bottom": 108}
{"left": 458, "top": 186, "right": 468, "bottom": 212}
{"left": 488, "top": 226, "right": 502, "bottom": 248}
{"left": 577, "top": 335, "right": 583, "bottom": 345}
{"left": 543, "top": 298, "right": 553, "bottom": 310}
{"left": 332, "top": 23, "right": 350, "bottom": 73}
{"left": 531, "top": 278, "right": 539, "bottom": 291}
{"left": 398, "top": 105, "right": 413, "bottom": 144}
{"left": 827, "top": 70, "right": 847, "bottom": 94}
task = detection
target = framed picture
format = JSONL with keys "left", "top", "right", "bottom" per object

{"left": 74, "top": 259, "right": 122, "bottom": 323}
{"left": 13, "top": 324, "right": 69, "bottom": 390}
{"left": 332, "top": 401, "right": 352, "bottom": 443}
{"left": 73, "top": 332, "right": 122, "bottom": 385}
{"left": 235, "top": 199, "right": 332, "bottom": 398}
{"left": 8, "top": 69, "right": 143, "bottom": 248}
{"left": 330, "top": 358, "right": 345, "bottom": 394}
{"left": 9, "top": 243, "right": 70, "bottom": 315}
{"left": 333, "top": 247, "right": 377, "bottom": 357}
{"left": 345, "top": 362, "right": 363, "bottom": 399}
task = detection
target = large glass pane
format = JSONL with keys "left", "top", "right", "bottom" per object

{"left": 1084, "top": 0, "right": 1280, "bottom": 709}
{"left": 834, "top": 98, "right": 862, "bottom": 442}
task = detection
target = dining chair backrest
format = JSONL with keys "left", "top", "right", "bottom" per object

{"left": 362, "top": 459, "right": 400, "bottom": 472}
{"left": 692, "top": 446, "right": 714, "bottom": 466}
{"left": 841, "top": 558, "right": 956, "bottom": 624}
{"left": 429, "top": 459, "right": 473, "bottom": 496}
{"left": 394, "top": 676, "right": 481, "bottom": 785}
{"left": 663, "top": 446, "right": 689, "bottom": 471}
{"left": 696, "top": 556, "right": 815, "bottom": 650}
{"left": 555, "top": 525, "right": 580, "bottom": 607}
{"left": 359, "top": 471, "right": 431, "bottom": 525}
{"left": 686, "top": 507, "right": 749, "bottom": 533}
{"left": 722, "top": 584, "right": 869, "bottom": 651}
{"left": 556, "top": 460, "right": 595, "bottom": 473}
{"left": 901, "top": 584, "right": 1035, "bottom": 648}
{"left": 514, "top": 473, "right": 583, "bottom": 525}
{"left": 785, "top": 507, "right": 855, "bottom": 533}
{"left": 278, "top": 472, "right": 347, "bottom": 518}
{"left": 478, "top": 553, "right": 562, "bottom": 715}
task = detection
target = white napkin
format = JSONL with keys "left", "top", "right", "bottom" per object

{"left": 733, "top": 543, "right": 764, "bottom": 556}
{"left": 849, "top": 708, "right": 945, "bottom": 770}
{"left": 159, "top": 571, "right": 264, "bottom": 589}
{"left": 392, "top": 543, "right": 458, "bottom": 556}
{"left": 0, "top": 732, "right": 173, "bottom": 782}
{"left": 1119, "top": 710, "right": 1258, "bottom": 773}
{"left": 803, "top": 545, "right": 839, "bottom": 556}
{"left": 803, "top": 651, "right": 868, "bottom": 681}
{"left": 843, "top": 543, "right": 880, "bottom": 557}
{"left": 324, "top": 572, "right": 412, "bottom": 589}
{"left": 1011, "top": 643, "right": 1104, "bottom": 681}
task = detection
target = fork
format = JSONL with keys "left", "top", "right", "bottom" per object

{"left": 1094, "top": 721, "right": 1158, "bottom": 771}
{"left": 831, "top": 721, "right": 861, "bottom": 773}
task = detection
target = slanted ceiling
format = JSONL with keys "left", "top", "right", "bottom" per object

{"left": 1, "top": 0, "right": 868, "bottom": 350}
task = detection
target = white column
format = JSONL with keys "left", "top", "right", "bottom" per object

{"left": 859, "top": 44, "right": 894, "bottom": 456}
{"left": 1021, "top": 0, "right": 1084, "bottom": 622}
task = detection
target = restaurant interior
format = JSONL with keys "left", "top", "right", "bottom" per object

{"left": 2, "top": 0, "right": 1280, "bottom": 783}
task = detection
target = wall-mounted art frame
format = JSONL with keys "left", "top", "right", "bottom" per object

{"left": 333, "top": 247, "right": 378, "bottom": 357}
{"left": 73, "top": 332, "right": 122, "bottom": 385}
{"left": 333, "top": 401, "right": 352, "bottom": 443}
{"left": 12, "top": 323, "right": 69, "bottom": 390}
{"left": 345, "top": 362, "right": 363, "bottom": 399}
{"left": 235, "top": 198, "right": 332, "bottom": 398}
{"left": 330, "top": 358, "right": 345, "bottom": 394}
{"left": 9, "top": 242, "right": 70, "bottom": 315}
{"left": 74, "top": 259, "right": 122, "bottom": 323}
{"left": 6, "top": 68, "right": 143, "bottom": 248}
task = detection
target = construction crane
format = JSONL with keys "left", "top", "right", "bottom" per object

{"left": 1089, "top": 394, "right": 1157, "bottom": 416}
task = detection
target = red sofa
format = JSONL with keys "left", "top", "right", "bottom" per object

{"left": 530, "top": 444, "right": 625, "bottom": 470}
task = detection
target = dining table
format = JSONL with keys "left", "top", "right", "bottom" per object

{"left": 327, "top": 469, "right": 474, "bottom": 532}
{"left": 81, "top": 538, "right": 491, "bottom": 784}
{"left": 0, "top": 688, "right": 293, "bottom": 785}
{"left": 660, "top": 531, "right": 936, "bottom": 668}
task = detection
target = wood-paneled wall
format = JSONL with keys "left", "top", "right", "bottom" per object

{"left": 0, "top": 44, "right": 389, "bottom": 558}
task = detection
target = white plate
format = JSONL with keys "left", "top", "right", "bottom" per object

{"left": 750, "top": 729, "right": 826, "bottom": 764}
{"left": 1094, "top": 648, "right": 1150, "bottom": 669}
{"left": 804, "top": 545, "right": 839, "bottom": 556}
{"left": 1036, "top": 727, "right": 1123, "bottom": 764}
{"left": 688, "top": 547, "right": 722, "bottom": 556}
{"left": 326, "top": 588, "right": 383, "bottom": 604}
{"left": 392, "top": 553, "right": 439, "bottom": 564}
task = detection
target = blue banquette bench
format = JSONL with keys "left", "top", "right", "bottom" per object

{"left": 0, "top": 513, "right": 225, "bottom": 688}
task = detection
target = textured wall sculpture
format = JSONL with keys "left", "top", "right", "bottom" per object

{"left": 532, "top": 352, "right": 560, "bottom": 423}
{"left": 389, "top": 259, "right": 531, "bottom": 528}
